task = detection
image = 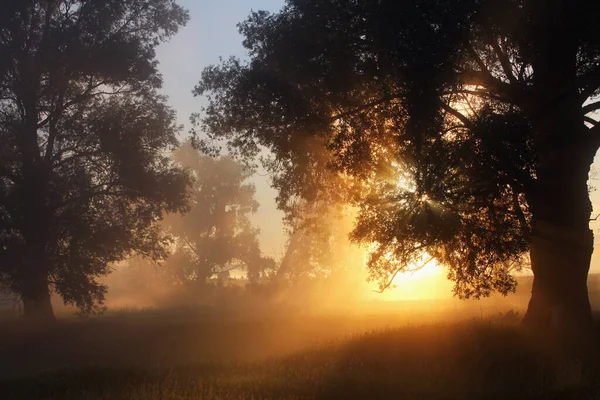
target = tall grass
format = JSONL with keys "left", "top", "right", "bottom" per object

{"left": 1, "top": 311, "right": 599, "bottom": 399}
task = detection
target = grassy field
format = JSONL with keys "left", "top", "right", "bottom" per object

{"left": 1, "top": 304, "right": 600, "bottom": 400}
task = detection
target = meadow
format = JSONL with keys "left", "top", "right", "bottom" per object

{"left": 2, "top": 296, "right": 600, "bottom": 400}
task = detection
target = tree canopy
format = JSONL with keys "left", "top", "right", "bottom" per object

{"left": 195, "top": 0, "right": 600, "bottom": 334}
{"left": 0, "top": 0, "right": 190, "bottom": 317}
{"left": 161, "top": 144, "right": 272, "bottom": 287}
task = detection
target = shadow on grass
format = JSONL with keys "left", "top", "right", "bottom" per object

{"left": 3, "top": 319, "right": 600, "bottom": 399}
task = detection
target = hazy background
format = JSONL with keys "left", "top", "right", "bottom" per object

{"left": 155, "top": 0, "right": 287, "bottom": 262}
{"left": 153, "top": 0, "right": 600, "bottom": 292}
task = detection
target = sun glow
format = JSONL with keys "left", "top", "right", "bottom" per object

{"left": 395, "top": 171, "right": 415, "bottom": 192}
{"left": 370, "top": 259, "right": 454, "bottom": 302}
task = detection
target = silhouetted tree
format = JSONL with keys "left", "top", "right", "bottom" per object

{"left": 162, "top": 144, "right": 272, "bottom": 288}
{"left": 276, "top": 200, "right": 357, "bottom": 284}
{"left": 0, "top": 0, "right": 190, "bottom": 319}
{"left": 195, "top": 0, "right": 600, "bottom": 339}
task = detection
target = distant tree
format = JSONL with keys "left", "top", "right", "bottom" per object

{"left": 162, "top": 144, "right": 272, "bottom": 288}
{"left": 195, "top": 0, "right": 600, "bottom": 339}
{"left": 276, "top": 200, "right": 358, "bottom": 284}
{"left": 0, "top": 0, "right": 190, "bottom": 319}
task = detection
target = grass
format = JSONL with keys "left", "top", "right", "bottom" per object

{"left": 2, "top": 309, "right": 600, "bottom": 399}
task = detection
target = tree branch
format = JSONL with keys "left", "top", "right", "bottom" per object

{"left": 44, "top": 92, "right": 63, "bottom": 163}
{"left": 579, "top": 66, "right": 600, "bottom": 103}
{"left": 511, "top": 186, "right": 529, "bottom": 234}
{"left": 457, "top": 69, "right": 522, "bottom": 106}
{"left": 330, "top": 94, "right": 403, "bottom": 122}
{"left": 37, "top": 79, "right": 112, "bottom": 129}
{"left": 466, "top": 42, "right": 492, "bottom": 78}
{"left": 439, "top": 102, "right": 476, "bottom": 130}
{"left": 182, "top": 236, "right": 202, "bottom": 260}
{"left": 489, "top": 38, "right": 517, "bottom": 84}
{"left": 582, "top": 101, "right": 600, "bottom": 115}
{"left": 217, "top": 264, "right": 241, "bottom": 274}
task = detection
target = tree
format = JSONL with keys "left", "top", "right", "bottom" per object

{"left": 161, "top": 144, "right": 272, "bottom": 288}
{"left": 276, "top": 200, "right": 359, "bottom": 283}
{"left": 194, "top": 0, "right": 600, "bottom": 339}
{"left": 0, "top": 0, "right": 190, "bottom": 319}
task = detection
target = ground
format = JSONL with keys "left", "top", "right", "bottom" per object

{"left": 1, "top": 303, "right": 600, "bottom": 400}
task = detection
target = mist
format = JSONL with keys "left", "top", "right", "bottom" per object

{"left": 2, "top": 0, "right": 600, "bottom": 399}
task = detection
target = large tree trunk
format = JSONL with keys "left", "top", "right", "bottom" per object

{"left": 523, "top": 0, "right": 597, "bottom": 344}
{"left": 524, "top": 221, "right": 594, "bottom": 341}
{"left": 17, "top": 70, "right": 55, "bottom": 321}
{"left": 523, "top": 131, "right": 597, "bottom": 347}
{"left": 21, "top": 228, "right": 55, "bottom": 321}
{"left": 19, "top": 195, "right": 55, "bottom": 321}
{"left": 21, "top": 269, "right": 54, "bottom": 321}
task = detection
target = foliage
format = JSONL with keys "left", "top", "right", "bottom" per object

{"left": 160, "top": 144, "right": 273, "bottom": 286}
{"left": 194, "top": 0, "right": 600, "bottom": 298}
{"left": 0, "top": 0, "right": 190, "bottom": 314}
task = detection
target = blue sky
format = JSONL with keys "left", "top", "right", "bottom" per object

{"left": 156, "top": 0, "right": 288, "bottom": 259}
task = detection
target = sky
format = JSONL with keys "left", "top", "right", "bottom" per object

{"left": 156, "top": 0, "right": 288, "bottom": 259}
{"left": 154, "top": 0, "right": 600, "bottom": 275}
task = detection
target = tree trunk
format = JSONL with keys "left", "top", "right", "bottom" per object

{"left": 21, "top": 268, "right": 55, "bottom": 321}
{"left": 524, "top": 221, "right": 594, "bottom": 342}
{"left": 276, "top": 228, "right": 302, "bottom": 280}
{"left": 20, "top": 196, "right": 55, "bottom": 321}
{"left": 19, "top": 199, "right": 55, "bottom": 321}
{"left": 522, "top": 131, "right": 597, "bottom": 348}
{"left": 523, "top": 1, "right": 597, "bottom": 345}
{"left": 522, "top": 119, "right": 599, "bottom": 357}
{"left": 14, "top": 36, "right": 56, "bottom": 322}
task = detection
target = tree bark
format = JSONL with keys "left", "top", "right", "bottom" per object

{"left": 522, "top": 1, "right": 597, "bottom": 345}
{"left": 13, "top": 77, "right": 54, "bottom": 320}
{"left": 522, "top": 115, "right": 599, "bottom": 354}
{"left": 21, "top": 269, "right": 54, "bottom": 321}
{"left": 524, "top": 221, "right": 594, "bottom": 342}
{"left": 523, "top": 130, "right": 597, "bottom": 348}
{"left": 19, "top": 177, "right": 55, "bottom": 321}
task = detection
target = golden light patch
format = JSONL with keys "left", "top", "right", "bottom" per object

{"left": 370, "top": 260, "right": 454, "bottom": 301}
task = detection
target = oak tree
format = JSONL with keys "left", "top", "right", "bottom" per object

{"left": 195, "top": 0, "right": 600, "bottom": 340}
{"left": 0, "top": 0, "right": 190, "bottom": 319}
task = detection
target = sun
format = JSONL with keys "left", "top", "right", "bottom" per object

{"left": 371, "top": 259, "right": 454, "bottom": 301}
